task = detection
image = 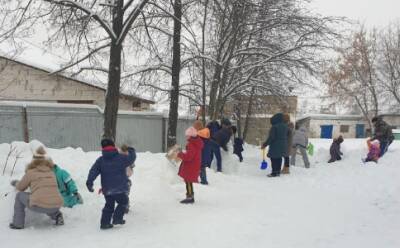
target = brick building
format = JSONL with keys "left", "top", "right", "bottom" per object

{"left": 0, "top": 56, "right": 154, "bottom": 110}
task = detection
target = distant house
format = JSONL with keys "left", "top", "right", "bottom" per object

{"left": 224, "top": 95, "right": 298, "bottom": 144}
{"left": 0, "top": 55, "right": 154, "bottom": 110}
{"left": 378, "top": 114, "right": 400, "bottom": 129}
{"left": 296, "top": 114, "right": 368, "bottom": 139}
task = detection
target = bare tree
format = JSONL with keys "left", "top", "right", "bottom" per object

{"left": 33, "top": 0, "right": 151, "bottom": 140}
{"left": 379, "top": 24, "right": 400, "bottom": 106}
{"left": 325, "top": 28, "right": 381, "bottom": 129}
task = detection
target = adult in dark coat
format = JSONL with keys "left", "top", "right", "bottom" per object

{"left": 372, "top": 116, "right": 393, "bottom": 157}
{"left": 209, "top": 120, "right": 232, "bottom": 172}
{"left": 86, "top": 139, "right": 136, "bottom": 229}
{"left": 262, "top": 113, "right": 288, "bottom": 177}
{"left": 328, "top": 136, "right": 343, "bottom": 163}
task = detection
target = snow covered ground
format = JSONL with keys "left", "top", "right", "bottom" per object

{"left": 0, "top": 139, "right": 399, "bottom": 248}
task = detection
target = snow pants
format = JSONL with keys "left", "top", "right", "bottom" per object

{"left": 270, "top": 157, "right": 283, "bottom": 176}
{"left": 12, "top": 192, "right": 61, "bottom": 228}
{"left": 210, "top": 141, "right": 222, "bottom": 172}
{"left": 101, "top": 193, "right": 128, "bottom": 225}
{"left": 291, "top": 145, "right": 310, "bottom": 168}
{"left": 379, "top": 141, "right": 388, "bottom": 157}
{"left": 200, "top": 167, "right": 208, "bottom": 184}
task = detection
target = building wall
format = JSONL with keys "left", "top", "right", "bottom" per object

{"left": 225, "top": 95, "right": 297, "bottom": 145}
{"left": 0, "top": 102, "right": 193, "bottom": 152}
{"left": 0, "top": 58, "right": 149, "bottom": 111}
{"left": 298, "top": 118, "right": 368, "bottom": 139}
{"left": 381, "top": 115, "right": 400, "bottom": 128}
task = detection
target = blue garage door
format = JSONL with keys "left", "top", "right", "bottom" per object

{"left": 320, "top": 125, "right": 333, "bottom": 139}
{"left": 356, "top": 124, "right": 365, "bottom": 138}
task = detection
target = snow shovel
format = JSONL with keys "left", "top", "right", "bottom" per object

{"left": 307, "top": 143, "right": 314, "bottom": 156}
{"left": 260, "top": 148, "right": 268, "bottom": 170}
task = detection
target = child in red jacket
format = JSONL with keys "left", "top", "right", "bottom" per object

{"left": 177, "top": 127, "right": 204, "bottom": 204}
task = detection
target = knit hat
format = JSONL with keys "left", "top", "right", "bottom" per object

{"left": 101, "top": 138, "right": 115, "bottom": 148}
{"left": 33, "top": 146, "right": 47, "bottom": 159}
{"left": 193, "top": 120, "right": 204, "bottom": 131}
{"left": 185, "top": 127, "right": 198, "bottom": 138}
{"left": 197, "top": 128, "right": 210, "bottom": 139}
{"left": 371, "top": 139, "right": 380, "bottom": 146}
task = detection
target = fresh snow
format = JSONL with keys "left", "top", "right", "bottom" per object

{"left": 0, "top": 139, "right": 399, "bottom": 248}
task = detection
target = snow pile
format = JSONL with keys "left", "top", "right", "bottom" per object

{"left": 0, "top": 139, "right": 399, "bottom": 248}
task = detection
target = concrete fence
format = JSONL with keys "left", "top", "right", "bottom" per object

{"left": 0, "top": 102, "right": 195, "bottom": 152}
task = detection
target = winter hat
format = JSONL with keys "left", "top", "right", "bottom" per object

{"left": 101, "top": 138, "right": 115, "bottom": 148}
{"left": 283, "top": 113, "right": 291, "bottom": 124}
{"left": 33, "top": 146, "right": 47, "bottom": 159}
{"left": 371, "top": 139, "right": 380, "bottom": 146}
{"left": 185, "top": 127, "right": 198, "bottom": 138}
{"left": 197, "top": 128, "right": 210, "bottom": 139}
{"left": 221, "top": 118, "right": 232, "bottom": 127}
{"left": 193, "top": 120, "right": 204, "bottom": 131}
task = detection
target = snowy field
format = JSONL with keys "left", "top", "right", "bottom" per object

{"left": 0, "top": 139, "right": 399, "bottom": 248}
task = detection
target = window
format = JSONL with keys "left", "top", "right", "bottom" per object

{"left": 340, "top": 125, "right": 349, "bottom": 133}
{"left": 57, "top": 100, "right": 94, "bottom": 104}
{"left": 132, "top": 100, "right": 142, "bottom": 109}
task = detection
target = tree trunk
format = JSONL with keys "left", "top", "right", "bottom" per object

{"left": 103, "top": 0, "right": 124, "bottom": 140}
{"left": 242, "top": 87, "right": 255, "bottom": 141}
{"left": 167, "top": 0, "right": 182, "bottom": 148}
{"left": 201, "top": 0, "right": 209, "bottom": 126}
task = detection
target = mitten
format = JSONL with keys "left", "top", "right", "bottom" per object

{"left": 86, "top": 181, "right": 94, "bottom": 193}
{"left": 10, "top": 179, "right": 19, "bottom": 187}
{"left": 74, "top": 192, "right": 83, "bottom": 204}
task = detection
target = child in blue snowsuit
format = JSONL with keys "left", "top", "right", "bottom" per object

{"left": 231, "top": 126, "right": 244, "bottom": 162}
{"left": 86, "top": 139, "right": 136, "bottom": 230}
{"left": 53, "top": 164, "right": 83, "bottom": 208}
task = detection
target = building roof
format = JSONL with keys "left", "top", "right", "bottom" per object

{"left": 0, "top": 55, "right": 155, "bottom": 104}
{"left": 296, "top": 114, "right": 365, "bottom": 122}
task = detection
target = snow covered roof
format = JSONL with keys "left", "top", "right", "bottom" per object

{"left": 0, "top": 54, "right": 155, "bottom": 104}
{"left": 296, "top": 114, "right": 365, "bottom": 122}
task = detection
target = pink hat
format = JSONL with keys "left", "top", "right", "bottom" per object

{"left": 185, "top": 127, "right": 198, "bottom": 138}
{"left": 371, "top": 139, "right": 380, "bottom": 146}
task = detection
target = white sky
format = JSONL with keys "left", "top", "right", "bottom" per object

{"left": 310, "top": 0, "right": 400, "bottom": 27}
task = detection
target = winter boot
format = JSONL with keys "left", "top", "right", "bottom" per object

{"left": 55, "top": 212, "right": 64, "bottom": 226}
{"left": 281, "top": 166, "right": 290, "bottom": 174}
{"left": 180, "top": 194, "right": 195, "bottom": 204}
{"left": 100, "top": 224, "right": 114, "bottom": 230}
{"left": 112, "top": 219, "right": 126, "bottom": 225}
{"left": 9, "top": 223, "right": 23, "bottom": 230}
{"left": 267, "top": 173, "right": 280, "bottom": 177}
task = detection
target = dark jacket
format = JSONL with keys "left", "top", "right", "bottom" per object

{"left": 207, "top": 121, "right": 221, "bottom": 137}
{"left": 233, "top": 138, "right": 244, "bottom": 154}
{"left": 212, "top": 127, "right": 232, "bottom": 151}
{"left": 373, "top": 119, "right": 393, "bottom": 143}
{"left": 329, "top": 137, "right": 343, "bottom": 162}
{"left": 263, "top": 113, "right": 288, "bottom": 158}
{"left": 86, "top": 146, "right": 136, "bottom": 196}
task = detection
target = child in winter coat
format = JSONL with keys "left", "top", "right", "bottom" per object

{"left": 86, "top": 139, "right": 136, "bottom": 230}
{"left": 231, "top": 126, "right": 244, "bottom": 162}
{"left": 9, "top": 147, "right": 64, "bottom": 229}
{"left": 120, "top": 144, "right": 135, "bottom": 213}
{"left": 364, "top": 139, "right": 380, "bottom": 163}
{"left": 53, "top": 164, "right": 83, "bottom": 208}
{"left": 290, "top": 126, "right": 310, "bottom": 168}
{"left": 177, "top": 127, "right": 204, "bottom": 204}
{"left": 328, "top": 135, "right": 344, "bottom": 163}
